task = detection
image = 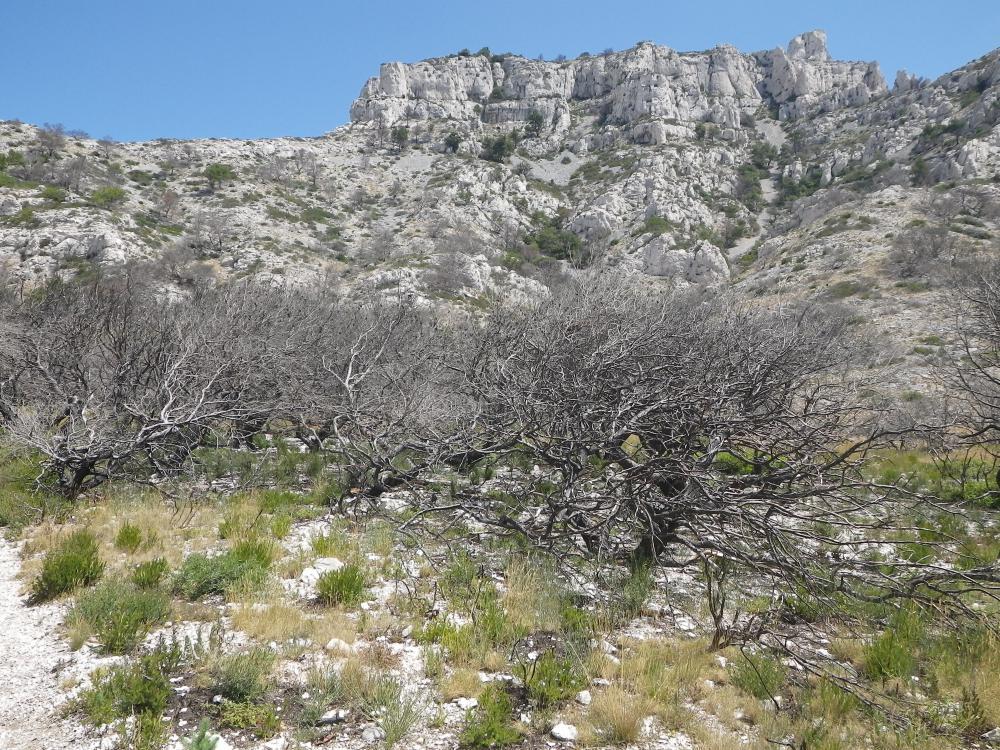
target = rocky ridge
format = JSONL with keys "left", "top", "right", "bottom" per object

{"left": 351, "top": 31, "right": 886, "bottom": 135}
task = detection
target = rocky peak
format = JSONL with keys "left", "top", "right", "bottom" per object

{"left": 787, "top": 30, "right": 830, "bottom": 62}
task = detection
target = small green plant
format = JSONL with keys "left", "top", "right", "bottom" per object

{"left": 808, "top": 678, "right": 859, "bottom": 721}
{"left": 638, "top": 215, "right": 673, "bottom": 236}
{"left": 863, "top": 608, "right": 924, "bottom": 681}
{"left": 6, "top": 205, "right": 40, "bottom": 227}
{"left": 219, "top": 699, "right": 280, "bottom": 738}
{"left": 460, "top": 684, "right": 520, "bottom": 748}
{"left": 122, "top": 711, "right": 167, "bottom": 750}
{"left": 214, "top": 647, "right": 276, "bottom": 702}
{"left": 316, "top": 563, "right": 367, "bottom": 606}
{"left": 132, "top": 557, "right": 169, "bottom": 589}
{"left": 298, "top": 664, "right": 346, "bottom": 727}
{"left": 73, "top": 581, "right": 170, "bottom": 654}
{"left": 379, "top": 693, "right": 423, "bottom": 748}
{"left": 181, "top": 719, "right": 219, "bottom": 750}
{"left": 30, "top": 529, "right": 104, "bottom": 603}
{"left": 114, "top": 521, "right": 143, "bottom": 552}
{"left": 519, "top": 650, "right": 585, "bottom": 707}
{"left": 270, "top": 513, "right": 292, "bottom": 539}
{"left": 731, "top": 650, "right": 786, "bottom": 700}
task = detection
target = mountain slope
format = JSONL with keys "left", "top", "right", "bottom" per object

{"left": 0, "top": 30, "right": 997, "bottom": 373}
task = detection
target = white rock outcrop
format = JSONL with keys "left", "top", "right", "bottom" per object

{"left": 351, "top": 31, "right": 887, "bottom": 130}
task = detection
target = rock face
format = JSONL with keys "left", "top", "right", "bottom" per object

{"left": 756, "top": 31, "right": 887, "bottom": 119}
{"left": 350, "top": 31, "right": 887, "bottom": 131}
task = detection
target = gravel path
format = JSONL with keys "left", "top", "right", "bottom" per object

{"left": 0, "top": 539, "right": 94, "bottom": 750}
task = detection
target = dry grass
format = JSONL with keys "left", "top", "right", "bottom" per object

{"left": 232, "top": 600, "right": 311, "bottom": 642}
{"left": 501, "top": 558, "right": 563, "bottom": 632}
{"left": 684, "top": 721, "right": 747, "bottom": 750}
{"left": 363, "top": 640, "right": 401, "bottom": 670}
{"left": 277, "top": 551, "right": 310, "bottom": 579}
{"left": 617, "top": 637, "right": 713, "bottom": 707}
{"left": 441, "top": 668, "right": 484, "bottom": 701}
{"left": 829, "top": 636, "right": 866, "bottom": 666}
{"left": 700, "top": 683, "right": 764, "bottom": 732}
{"left": 310, "top": 523, "right": 361, "bottom": 561}
{"left": 19, "top": 490, "right": 224, "bottom": 585}
{"left": 585, "top": 686, "right": 654, "bottom": 745}
{"left": 585, "top": 649, "right": 621, "bottom": 681}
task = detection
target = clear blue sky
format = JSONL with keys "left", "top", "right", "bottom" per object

{"left": 4, "top": 0, "right": 998, "bottom": 142}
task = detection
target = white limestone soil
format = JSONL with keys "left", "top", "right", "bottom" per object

{"left": 0, "top": 539, "right": 94, "bottom": 750}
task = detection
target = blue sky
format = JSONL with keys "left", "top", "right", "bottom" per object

{"left": 4, "top": 0, "right": 998, "bottom": 142}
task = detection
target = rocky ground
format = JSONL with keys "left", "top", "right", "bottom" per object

{"left": 0, "top": 538, "right": 104, "bottom": 750}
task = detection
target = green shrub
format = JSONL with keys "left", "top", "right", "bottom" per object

{"left": 172, "top": 545, "right": 270, "bottom": 600}
{"left": 460, "top": 684, "right": 520, "bottom": 748}
{"left": 270, "top": 513, "right": 292, "bottom": 539}
{"left": 173, "top": 553, "right": 244, "bottom": 599}
{"left": 713, "top": 450, "right": 755, "bottom": 475}
{"left": 526, "top": 110, "right": 545, "bottom": 136}
{"left": 639, "top": 215, "right": 673, "bottom": 236}
{"left": 114, "top": 522, "right": 143, "bottom": 552}
{"left": 444, "top": 131, "right": 462, "bottom": 152}
{"left": 204, "top": 163, "right": 236, "bottom": 190}
{"left": 316, "top": 563, "right": 367, "bottom": 606}
{"left": 74, "top": 581, "right": 170, "bottom": 654}
{"left": 230, "top": 537, "right": 276, "bottom": 567}
{"left": 132, "top": 557, "right": 169, "bottom": 589}
{"left": 864, "top": 608, "right": 924, "bottom": 681}
{"left": 79, "top": 645, "right": 179, "bottom": 726}
{"left": 214, "top": 647, "right": 276, "bottom": 702}
{"left": 127, "top": 169, "right": 154, "bottom": 185}
{"left": 519, "top": 650, "right": 585, "bottom": 707}
{"left": 614, "top": 563, "right": 653, "bottom": 621}
{"left": 30, "top": 529, "right": 104, "bottom": 603}
{"left": 731, "top": 651, "right": 786, "bottom": 700}
{"left": 559, "top": 604, "right": 595, "bottom": 637}
{"left": 481, "top": 135, "right": 515, "bottom": 163}
{"left": 40, "top": 185, "right": 66, "bottom": 202}
{"left": 525, "top": 224, "right": 581, "bottom": 261}
{"left": 219, "top": 699, "right": 280, "bottom": 738}
{"left": 90, "top": 186, "right": 126, "bottom": 208}
{"left": 808, "top": 678, "right": 859, "bottom": 721}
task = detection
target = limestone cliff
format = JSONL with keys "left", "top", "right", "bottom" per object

{"left": 350, "top": 31, "right": 887, "bottom": 133}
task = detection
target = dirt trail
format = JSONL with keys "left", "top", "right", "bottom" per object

{"left": 0, "top": 539, "right": 93, "bottom": 750}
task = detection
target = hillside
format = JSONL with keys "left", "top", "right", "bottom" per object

{"left": 1, "top": 32, "right": 997, "bottom": 333}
